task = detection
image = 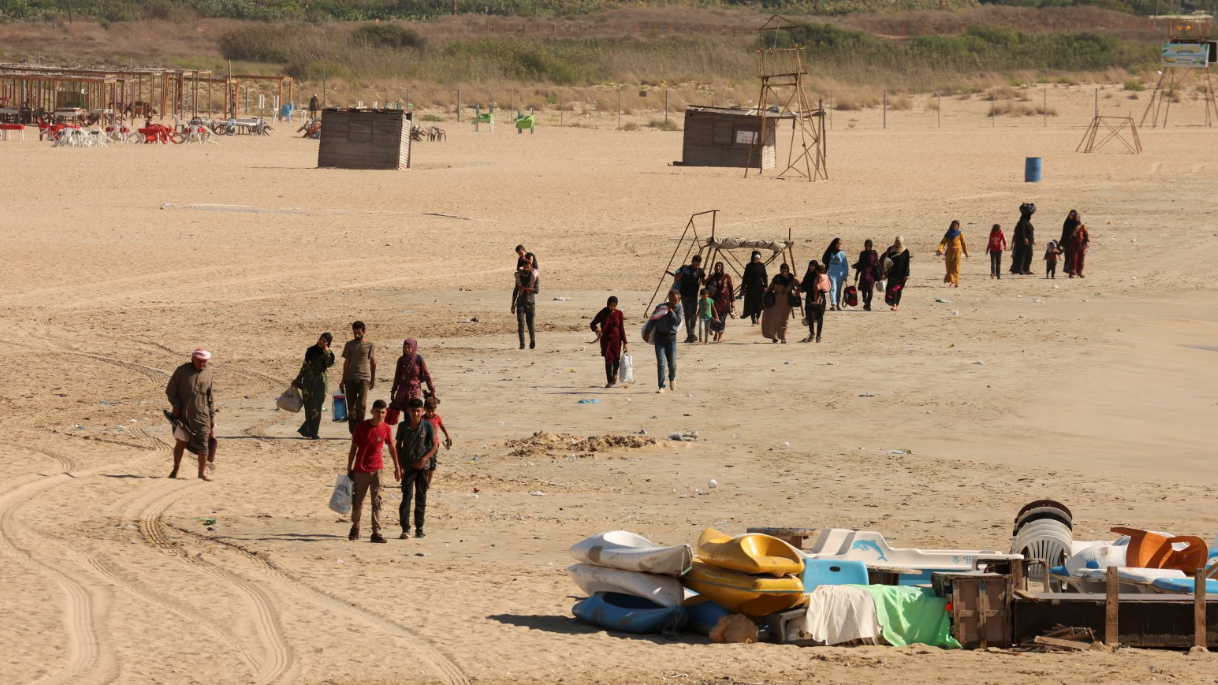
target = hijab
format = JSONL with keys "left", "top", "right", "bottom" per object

{"left": 821, "top": 238, "right": 843, "bottom": 266}
{"left": 305, "top": 332, "right": 333, "bottom": 360}
{"left": 402, "top": 338, "right": 420, "bottom": 370}
{"left": 944, "top": 221, "right": 962, "bottom": 240}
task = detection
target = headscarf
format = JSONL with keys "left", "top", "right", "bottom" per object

{"left": 821, "top": 238, "right": 843, "bottom": 266}
{"left": 191, "top": 348, "right": 211, "bottom": 361}
{"left": 307, "top": 332, "right": 333, "bottom": 359}
{"left": 713, "top": 261, "right": 725, "bottom": 274}
{"left": 944, "top": 221, "right": 961, "bottom": 240}
{"left": 892, "top": 235, "right": 905, "bottom": 254}
{"left": 402, "top": 338, "right": 420, "bottom": 370}
{"left": 750, "top": 251, "right": 762, "bottom": 261}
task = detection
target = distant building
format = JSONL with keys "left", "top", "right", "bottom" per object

{"left": 678, "top": 106, "right": 790, "bottom": 170}
{"left": 318, "top": 108, "right": 412, "bottom": 170}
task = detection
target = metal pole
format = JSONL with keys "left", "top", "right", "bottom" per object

{"left": 991, "top": 94, "right": 995, "bottom": 127}
{"left": 1044, "top": 87, "right": 1048, "bottom": 127}
{"left": 665, "top": 89, "right": 669, "bottom": 124}
{"left": 457, "top": 89, "right": 461, "bottom": 122}
{"left": 937, "top": 93, "right": 941, "bottom": 128}
{"left": 617, "top": 89, "right": 621, "bottom": 129}
{"left": 1095, "top": 87, "right": 1099, "bottom": 118}
{"left": 559, "top": 89, "right": 563, "bottom": 126}
{"left": 883, "top": 89, "right": 887, "bottom": 129}
{"left": 322, "top": 65, "right": 326, "bottom": 108}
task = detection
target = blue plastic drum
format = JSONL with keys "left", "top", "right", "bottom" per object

{"left": 1025, "top": 157, "right": 1042, "bottom": 183}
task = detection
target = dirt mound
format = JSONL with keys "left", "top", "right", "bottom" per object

{"left": 505, "top": 431, "right": 656, "bottom": 457}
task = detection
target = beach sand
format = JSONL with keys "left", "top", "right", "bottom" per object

{"left": 2, "top": 86, "right": 1218, "bottom": 684}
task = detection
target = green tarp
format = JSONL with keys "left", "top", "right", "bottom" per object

{"left": 862, "top": 585, "right": 961, "bottom": 649}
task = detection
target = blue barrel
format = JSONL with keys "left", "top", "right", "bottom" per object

{"left": 1025, "top": 157, "right": 1042, "bottom": 183}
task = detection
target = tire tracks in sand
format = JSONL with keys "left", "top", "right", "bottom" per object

{"left": 0, "top": 446, "right": 121, "bottom": 685}
{"left": 128, "top": 484, "right": 300, "bottom": 685}
{"left": 165, "top": 523, "right": 471, "bottom": 685}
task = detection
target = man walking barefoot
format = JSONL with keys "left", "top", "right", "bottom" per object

{"left": 165, "top": 348, "right": 215, "bottom": 481}
{"left": 340, "top": 321, "right": 376, "bottom": 435}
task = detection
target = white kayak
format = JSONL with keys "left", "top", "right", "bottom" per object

{"left": 569, "top": 530, "right": 693, "bottom": 577}
{"left": 567, "top": 563, "right": 686, "bottom": 608}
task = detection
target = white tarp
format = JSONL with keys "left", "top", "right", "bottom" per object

{"left": 703, "top": 237, "right": 791, "bottom": 254}
{"left": 792, "top": 585, "right": 883, "bottom": 645}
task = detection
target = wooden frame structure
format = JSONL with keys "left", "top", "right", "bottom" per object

{"left": 0, "top": 63, "right": 293, "bottom": 123}
{"left": 1077, "top": 116, "right": 1143, "bottom": 153}
{"left": 1141, "top": 17, "right": 1218, "bottom": 128}
{"left": 645, "top": 210, "right": 798, "bottom": 315}
{"left": 747, "top": 16, "right": 828, "bottom": 181}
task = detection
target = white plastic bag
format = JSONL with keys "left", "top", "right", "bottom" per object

{"left": 276, "top": 386, "right": 303, "bottom": 413}
{"left": 619, "top": 354, "right": 634, "bottom": 384}
{"left": 328, "top": 474, "right": 353, "bottom": 515}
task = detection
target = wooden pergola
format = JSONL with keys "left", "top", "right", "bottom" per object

{"left": 0, "top": 63, "right": 293, "bottom": 123}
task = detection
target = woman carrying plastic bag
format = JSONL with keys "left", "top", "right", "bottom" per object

{"left": 590, "top": 295, "right": 629, "bottom": 388}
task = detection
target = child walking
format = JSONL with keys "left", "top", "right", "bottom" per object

{"left": 697, "top": 288, "right": 714, "bottom": 344}
{"left": 1044, "top": 240, "right": 1061, "bottom": 279}
{"left": 395, "top": 398, "right": 438, "bottom": 539}
{"left": 423, "top": 396, "right": 451, "bottom": 486}
{"left": 985, "top": 224, "right": 1007, "bottom": 280}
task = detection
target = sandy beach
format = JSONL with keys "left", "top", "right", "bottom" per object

{"left": 2, "top": 85, "right": 1218, "bottom": 684}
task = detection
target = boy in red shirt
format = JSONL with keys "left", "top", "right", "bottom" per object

{"left": 423, "top": 395, "right": 451, "bottom": 486}
{"left": 346, "top": 399, "right": 401, "bottom": 543}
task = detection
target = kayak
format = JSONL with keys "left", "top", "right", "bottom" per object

{"left": 695, "top": 528, "right": 804, "bottom": 577}
{"left": 569, "top": 530, "right": 693, "bottom": 577}
{"left": 681, "top": 561, "right": 805, "bottom": 616}
{"left": 572, "top": 592, "right": 687, "bottom": 635}
{"left": 568, "top": 563, "right": 685, "bottom": 608}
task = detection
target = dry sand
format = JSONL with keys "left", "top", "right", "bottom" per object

{"left": 2, "top": 86, "right": 1218, "bottom": 685}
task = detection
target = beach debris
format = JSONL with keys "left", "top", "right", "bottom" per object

{"left": 859, "top": 393, "right": 876, "bottom": 398}
{"left": 890, "top": 449, "right": 913, "bottom": 455}
{"left": 710, "top": 614, "right": 759, "bottom": 644}
{"left": 935, "top": 298, "right": 951, "bottom": 304}
{"left": 973, "top": 360, "right": 984, "bottom": 365}
{"left": 708, "top": 479, "right": 719, "bottom": 489}
{"left": 636, "top": 429, "right": 647, "bottom": 435}
{"left": 1014, "top": 625, "right": 1097, "bottom": 652}
{"left": 576, "top": 399, "right": 599, "bottom": 405}
{"left": 952, "top": 310, "right": 959, "bottom": 316}
{"left": 668, "top": 430, "right": 699, "bottom": 442}
{"left": 782, "top": 441, "right": 790, "bottom": 447}
{"left": 505, "top": 432, "right": 655, "bottom": 457}
{"left": 529, "top": 490, "right": 546, "bottom": 496}
{"left": 553, "top": 297, "right": 572, "bottom": 301}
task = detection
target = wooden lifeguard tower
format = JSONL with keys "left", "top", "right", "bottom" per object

{"left": 1141, "top": 15, "right": 1218, "bottom": 127}
{"left": 746, "top": 16, "right": 828, "bottom": 181}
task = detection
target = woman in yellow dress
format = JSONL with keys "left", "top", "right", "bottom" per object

{"left": 936, "top": 220, "right": 969, "bottom": 288}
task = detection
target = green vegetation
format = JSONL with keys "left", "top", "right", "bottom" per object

{"left": 208, "top": 21, "right": 1158, "bottom": 87}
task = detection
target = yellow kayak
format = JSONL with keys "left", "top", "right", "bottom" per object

{"left": 682, "top": 561, "right": 805, "bottom": 616}
{"left": 696, "top": 528, "right": 804, "bottom": 577}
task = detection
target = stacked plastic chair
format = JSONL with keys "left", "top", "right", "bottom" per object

{"left": 1009, "top": 500, "right": 1073, "bottom": 585}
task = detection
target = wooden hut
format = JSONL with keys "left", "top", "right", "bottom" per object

{"left": 678, "top": 106, "right": 792, "bottom": 170}
{"left": 318, "top": 108, "right": 412, "bottom": 170}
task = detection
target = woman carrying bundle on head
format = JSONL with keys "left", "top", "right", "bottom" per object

{"left": 590, "top": 296, "right": 629, "bottom": 388}
{"left": 936, "top": 220, "right": 969, "bottom": 288}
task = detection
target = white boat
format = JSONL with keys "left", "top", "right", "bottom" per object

{"left": 569, "top": 530, "right": 693, "bottom": 577}
{"left": 567, "top": 563, "right": 686, "bottom": 608}
{"left": 804, "top": 529, "right": 1023, "bottom": 577}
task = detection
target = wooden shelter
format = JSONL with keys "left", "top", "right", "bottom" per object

{"left": 318, "top": 108, "right": 412, "bottom": 170}
{"left": 677, "top": 107, "right": 789, "bottom": 170}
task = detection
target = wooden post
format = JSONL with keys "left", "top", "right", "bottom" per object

{"left": 457, "top": 89, "right": 461, "bottom": 122}
{"left": 1196, "top": 568, "right": 1208, "bottom": 649}
{"left": 937, "top": 93, "right": 941, "bottom": 128}
{"left": 883, "top": 89, "right": 887, "bottom": 129}
{"left": 1043, "top": 87, "right": 1048, "bottom": 127}
{"left": 1106, "top": 566, "right": 1119, "bottom": 647}
{"left": 664, "top": 89, "right": 669, "bottom": 124}
{"left": 617, "top": 88, "right": 621, "bottom": 130}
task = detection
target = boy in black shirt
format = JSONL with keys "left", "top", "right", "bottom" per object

{"left": 395, "top": 398, "right": 438, "bottom": 539}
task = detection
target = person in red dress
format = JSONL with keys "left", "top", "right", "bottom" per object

{"left": 590, "top": 296, "right": 629, "bottom": 387}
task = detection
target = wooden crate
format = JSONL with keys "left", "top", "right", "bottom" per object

{"left": 934, "top": 572, "right": 1013, "bottom": 648}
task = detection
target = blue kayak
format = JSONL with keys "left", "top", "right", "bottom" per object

{"left": 684, "top": 594, "right": 733, "bottom": 635}
{"left": 1152, "top": 577, "right": 1218, "bottom": 595}
{"left": 573, "top": 592, "right": 687, "bottom": 635}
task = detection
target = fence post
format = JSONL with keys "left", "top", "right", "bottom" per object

{"left": 937, "top": 93, "right": 941, "bottom": 128}
{"left": 559, "top": 89, "right": 563, "bottom": 127}
{"left": 883, "top": 89, "right": 887, "bottom": 129}
{"left": 617, "top": 88, "right": 621, "bottom": 130}
{"left": 1095, "top": 87, "right": 1099, "bottom": 118}
{"left": 665, "top": 89, "right": 669, "bottom": 124}
{"left": 1044, "top": 87, "right": 1047, "bottom": 127}
{"left": 457, "top": 89, "right": 461, "bottom": 122}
